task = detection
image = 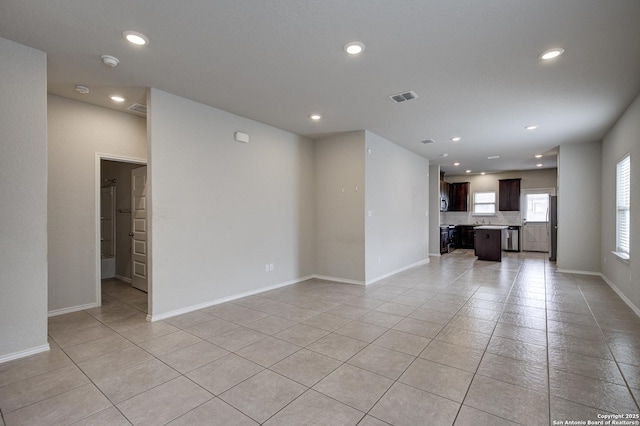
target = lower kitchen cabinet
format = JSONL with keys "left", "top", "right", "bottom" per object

{"left": 456, "top": 225, "right": 475, "bottom": 249}
{"left": 475, "top": 228, "right": 502, "bottom": 261}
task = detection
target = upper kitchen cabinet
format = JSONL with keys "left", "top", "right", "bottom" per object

{"left": 440, "top": 181, "right": 450, "bottom": 211}
{"left": 499, "top": 178, "right": 521, "bottom": 211}
{"left": 449, "top": 182, "right": 469, "bottom": 211}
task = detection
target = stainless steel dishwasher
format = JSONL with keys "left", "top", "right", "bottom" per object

{"left": 502, "top": 226, "right": 520, "bottom": 252}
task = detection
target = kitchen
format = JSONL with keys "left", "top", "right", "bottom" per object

{"left": 436, "top": 167, "right": 558, "bottom": 261}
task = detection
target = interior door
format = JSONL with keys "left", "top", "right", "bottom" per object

{"left": 522, "top": 189, "right": 554, "bottom": 252}
{"left": 131, "top": 166, "right": 148, "bottom": 292}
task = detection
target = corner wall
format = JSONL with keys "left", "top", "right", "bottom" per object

{"left": 601, "top": 93, "right": 640, "bottom": 311}
{"left": 557, "top": 140, "right": 602, "bottom": 273}
{"left": 429, "top": 165, "right": 441, "bottom": 256}
{"left": 48, "top": 96, "right": 147, "bottom": 313}
{"left": 365, "top": 131, "right": 429, "bottom": 283}
{"left": 314, "top": 131, "right": 365, "bottom": 283}
{"left": 0, "top": 38, "right": 48, "bottom": 361}
{"left": 148, "top": 89, "right": 316, "bottom": 318}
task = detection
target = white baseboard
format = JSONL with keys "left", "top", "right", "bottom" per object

{"left": 48, "top": 303, "right": 99, "bottom": 317}
{"left": 148, "top": 275, "right": 315, "bottom": 322}
{"left": 557, "top": 269, "right": 601, "bottom": 276}
{"left": 429, "top": 252, "right": 442, "bottom": 257}
{"left": 366, "top": 258, "right": 430, "bottom": 286}
{"left": 313, "top": 275, "right": 366, "bottom": 286}
{"left": 0, "top": 344, "right": 50, "bottom": 364}
{"left": 600, "top": 274, "right": 640, "bottom": 317}
{"left": 115, "top": 274, "right": 132, "bottom": 284}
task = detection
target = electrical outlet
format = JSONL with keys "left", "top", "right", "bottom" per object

{"left": 269, "top": 263, "right": 274, "bottom": 272}
{"left": 265, "top": 264, "right": 270, "bottom": 272}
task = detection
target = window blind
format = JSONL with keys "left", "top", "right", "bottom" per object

{"left": 616, "top": 155, "right": 630, "bottom": 255}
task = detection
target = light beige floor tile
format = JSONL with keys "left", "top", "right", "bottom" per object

{"left": 48, "top": 311, "right": 102, "bottom": 334}
{"left": 306, "top": 334, "right": 368, "bottom": 362}
{"left": 313, "top": 364, "right": 393, "bottom": 412}
{"left": 270, "top": 349, "right": 342, "bottom": 387}
{"left": 163, "top": 311, "right": 214, "bottom": 329}
{"left": 547, "top": 332, "right": 613, "bottom": 360}
{"left": 0, "top": 349, "right": 73, "bottom": 387}
{"left": 619, "top": 363, "right": 640, "bottom": 389}
{"left": 358, "top": 311, "right": 404, "bottom": 328}
{"left": 447, "top": 315, "right": 496, "bottom": 335}
{"left": 118, "top": 321, "right": 180, "bottom": 344}
{"left": 374, "top": 302, "right": 416, "bottom": 316}
{"left": 117, "top": 376, "right": 212, "bottom": 426}
{"left": 93, "top": 358, "right": 179, "bottom": 404}
{"left": 219, "top": 370, "right": 305, "bottom": 423}
{"left": 325, "top": 305, "right": 371, "bottom": 320}
{"left": 63, "top": 334, "right": 133, "bottom": 363}
{"left": 392, "top": 317, "right": 443, "bottom": 339}
{"left": 399, "top": 358, "right": 473, "bottom": 402}
{"left": 235, "top": 337, "right": 300, "bottom": 367}
{"left": 486, "top": 335, "right": 547, "bottom": 368}
{"left": 70, "top": 406, "right": 130, "bottom": 426}
{"left": 49, "top": 323, "right": 117, "bottom": 348}
{"left": 334, "top": 321, "right": 388, "bottom": 343}
{"left": 464, "top": 375, "right": 549, "bottom": 426}
{"left": 549, "top": 349, "right": 625, "bottom": 385}
{"left": 454, "top": 405, "right": 520, "bottom": 426}
{"left": 4, "top": 384, "right": 111, "bottom": 426}
{"left": 185, "top": 318, "right": 240, "bottom": 340}
{"left": 207, "top": 327, "right": 268, "bottom": 352}
{"left": 0, "top": 365, "right": 89, "bottom": 413}
{"left": 493, "top": 322, "right": 548, "bottom": 347}
{"left": 549, "top": 368, "right": 638, "bottom": 414}
{"left": 77, "top": 346, "right": 154, "bottom": 381}
{"left": 477, "top": 352, "right": 548, "bottom": 393}
{"left": 550, "top": 396, "right": 615, "bottom": 424}
{"left": 244, "top": 315, "right": 296, "bottom": 335}
{"left": 157, "top": 340, "right": 228, "bottom": 374}
{"left": 264, "top": 389, "right": 364, "bottom": 426}
{"left": 272, "top": 306, "right": 321, "bottom": 323}
{"left": 102, "top": 313, "right": 148, "bottom": 333}
{"left": 347, "top": 345, "right": 414, "bottom": 380}
{"left": 137, "top": 330, "right": 202, "bottom": 356}
{"left": 302, "top": 313, "right": 352, "bottom": 331}
{"left": 370, "top": 382, "right": 460, "bottom": 426}
{"left": 167, "top": 398, "right": 258, "bottom": 425}
{"left": 419, "top": 340, "right": 484, "bottom": 372}
{"left": 203, "top": 304, "right": 271, "bottom": 325}
{"left": 357, "top": 415, "right": 391, "bottom": 426}
{"left": 186, "top": 353, "right": 264, "bottom": 395}
{"left": 274, "top": 323, "right": 329, "bottom": 346}
{"left": 372, "top": 329, "right": 430, "bottom": 356}
{"left": 343, "top": 297, "right": 386, "bottom": 310}
{"left": 434, "top": 325, "right": 490, "bottom": 351}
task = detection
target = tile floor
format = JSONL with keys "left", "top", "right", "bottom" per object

{"left": 1, "top": 251, "right": 639, "bottom": 425}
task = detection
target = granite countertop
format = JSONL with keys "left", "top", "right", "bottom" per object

{"left": 474, "top": 225, "right": 509, "bottom": 230}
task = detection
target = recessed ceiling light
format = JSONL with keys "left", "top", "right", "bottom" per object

{"left": 310, "top": 114, "right": 322, "bottom": 120}
{"left": 487, "top": 155, "right": 500, "bottom": 160}
{"left": 451, "top": 137, "right": 462, "bottom": 142}
{"left": 525, "top": 125, "right": 538, "bottom": 130}
{"left": 536, "top": 163, "right": 543, "bottom": 167}
{"left": 75, "top": 85, "right": 90, "bottom": 94}
{"left": 481, "top": 172, "right": 486, "bottom": 175}
{"left": 110, "top": 95, "right": 126, "bottom": 102}
{"left": 535, "top": 154, "right": 543, "bottom": 158}
{"left": 539, "top": 48, "right": 564, "bottom": 60}
{"left": 465, "top": 170, "right": 471, "bottom": 173}
{"left": 344, "top": 41, "right": 365, "bottom": 55}
{"left": 453, "top": 162, "right": 460, "bottom": 166}
{"left": 123, "top": 31, "right": 149, "bottom": 46}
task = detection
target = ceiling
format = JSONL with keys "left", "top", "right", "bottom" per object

{"left": 2, "top": 0, "right": 640, "bottom": 175}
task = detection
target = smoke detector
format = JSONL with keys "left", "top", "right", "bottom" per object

{"left": 101, "top": 55, "right": 120, "bottom": 68}
{"left": 74, "top": 85, "right": 90, "bottom": 94}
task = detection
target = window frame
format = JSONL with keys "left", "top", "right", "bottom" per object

{"left": 615, "top": 154, "right": 631, "bottom": 260}
{"left": 472, "top": 191, "right": 497, "bottom": 216}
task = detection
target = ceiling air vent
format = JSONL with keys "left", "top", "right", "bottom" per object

{"left": 389, "top": 90, "right": 418, "bottom": 103}
{"left": 421, "top": 139, "right": 436, "bottom": 144}
{"left": 127, "top": 103, "right": 147, "bottom": 115}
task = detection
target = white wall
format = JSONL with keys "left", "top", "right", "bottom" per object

{"left": 601, "top": 93, "right": 640, "bottom": 311}
{"left": 557, "top": 140, "right": 602, "bottom": 273}
{"left": 429, "top": 165, "right": 441, "bottom": 255}
{"left": 0, "top": 38, "right": 48, "bottom": 361}
{"left": 148, "top": 89, "right": 315, "bottom": 318}
{"left": 314, "top": 131, "right": 366, "bottom": 283}
{"left": 444, "top": 168, "right": 558, "bottom": 225}
{"left": 365, "top": 131, "right": 429, "bottom": 283}
{"left": 48, "top": 96, "right": 147, "bottom": 313}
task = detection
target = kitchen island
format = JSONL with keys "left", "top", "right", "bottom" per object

{"left": 474, "top": 225, "right": 508, "bottom": 261}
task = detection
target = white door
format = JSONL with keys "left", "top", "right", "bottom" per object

{"left": 131, "top": 166, "right": 148, "bottom": 292}
{"left": 522, "top": 189, "right": 554, "bottom": 252}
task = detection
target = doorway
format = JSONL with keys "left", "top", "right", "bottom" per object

{"left": 97, "top": 155, "right": 148, "bottom": 314}
{"left": 522, "top": 188, "right": 556, "bottom": 252}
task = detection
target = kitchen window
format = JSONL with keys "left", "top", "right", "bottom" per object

{"left": 615, "top": 154, "right": 630, "bottom": 259}
{"left": 473, "top": 191, "right": 496, "bottom": 215}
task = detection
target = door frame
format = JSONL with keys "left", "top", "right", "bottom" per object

{"left": 521, "top": 187, "right": 556, "bottom": 252}
{"left": 95, "top": 153, "right": 147, "bottom": 309}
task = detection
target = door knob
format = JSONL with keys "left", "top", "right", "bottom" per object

{"left": 128, "top": 232, "right": 134, "bottom": 237}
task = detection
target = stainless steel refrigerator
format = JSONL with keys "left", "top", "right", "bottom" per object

{"left": 548, "top": 195, "right": 558, "bottom": 261}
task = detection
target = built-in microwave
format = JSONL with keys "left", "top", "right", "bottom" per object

{"left": 441, "top": 198, "right": 448, "bottom": 210}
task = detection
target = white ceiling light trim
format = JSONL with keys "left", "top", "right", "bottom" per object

{"left": 310, "top": 114, "right": 322, "bottom": 120}
{"left": 110, "top": 95, "right": 126, "bottom": 102}
{"left": 539, "top": 48, "right": 564, "bottom": 60}
{"left": 123, "top": 31, "right": 149, "bottom": 46}
{"left": 344, "top": 41, "right": 365, "bottom": 55}
{"left": 525, "top": 125, "right": 538, "bottom": 130}
{"left": 451, "top": 137, "right": 462, "bottom": 142}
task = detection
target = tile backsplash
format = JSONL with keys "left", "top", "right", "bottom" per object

{"left": 442, "top": 211, "right": 522, "bottom": 226}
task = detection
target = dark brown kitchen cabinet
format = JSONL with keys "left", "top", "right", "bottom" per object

{"left": 474, "top": 228, "right": 502, "bottom": 261}
{"left": 499, "top": 178, "right": 521, "bottom": 211}
{"left": 440, "top": 228, "right": 449, "bottom": 254}
{"left": 440, "top": 181, "right": 450, "bottom": 212}
{"left": 456, "top": 225, "right": 475, "bottom": 249}
{"left": 449, "top": 182, "right": 469, "bottom": 211}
